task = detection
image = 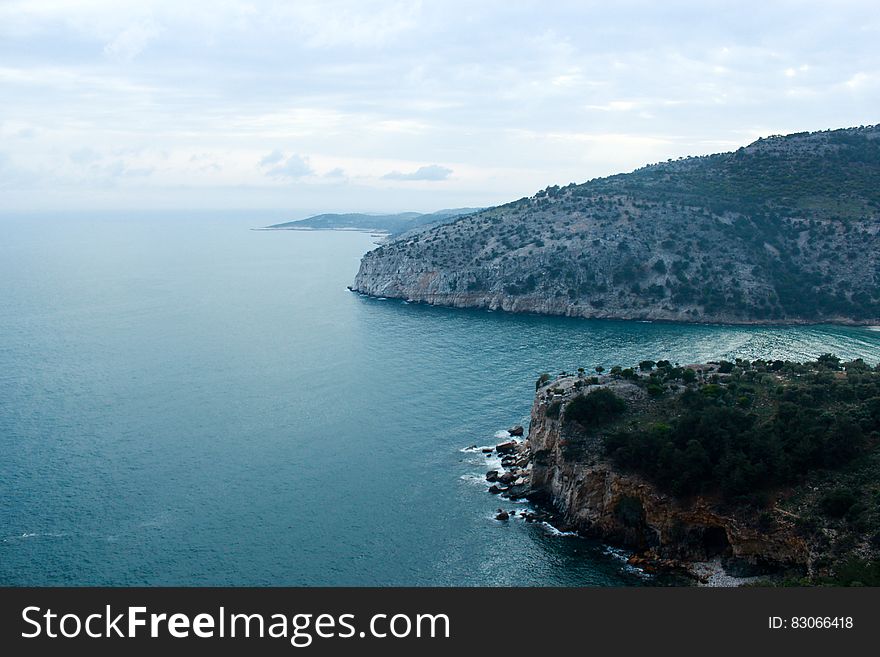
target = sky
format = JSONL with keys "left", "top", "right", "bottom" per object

{"left": 0, "top": 0, "right": 878, "bottom": 216}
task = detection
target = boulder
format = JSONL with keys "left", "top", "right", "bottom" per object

{"left": 485, "top": 470, "right": 499, "bottom": 482}
{"left": 508, "top": 425, "right": 525, "bottom": 437}
{"left": 495, "top": 510, "right": 510, "bottom": 521}
{"left": 498, "top": 472, "right": 516, "bottom": 485}
{"left": 488, "top": 485, "right": 502, "bottom": 495}
{"left": 495, "top": 441, "right": 517, "bottom": 454}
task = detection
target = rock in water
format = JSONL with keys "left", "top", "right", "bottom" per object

{"left": 495, "top": 510, "right": 510, "bottom": 521}
{"left": 508, "top": 425, "right": 525, "bottom": 436}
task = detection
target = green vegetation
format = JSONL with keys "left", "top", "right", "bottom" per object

{"left": 598, "top": 356, "right": 880, "bottom": 503}
{"left": 357, "top": 125, "right": 880, "bottom": 324}
{"left": 565, "top": 388, "right": 627, "bottom": 426}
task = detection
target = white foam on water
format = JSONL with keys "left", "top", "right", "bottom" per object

{"left": 483, "top": 454, "right": 504, "bottom": 472}
{"left": 603, "top": 546, "right": 631, "bottom": 562}
{"left": 539, "top": 522, "right": 578, "bottom": 537}
{"left": 603, "top": 546, "right": 650, "bottom": 577}
{"left": 459, "top": 473, "right": 489, "bottom": 486}
{"left": 458, "top": 445, "right": 494, "bottom": 453}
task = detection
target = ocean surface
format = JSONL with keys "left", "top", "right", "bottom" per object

{"left": 2, "top": 214, "right": 880, "bottom": 586}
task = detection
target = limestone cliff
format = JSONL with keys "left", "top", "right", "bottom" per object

{"left": 523, "top": 375, "right": 809, "bottom": 576}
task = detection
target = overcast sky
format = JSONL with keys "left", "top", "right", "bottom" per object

{"left": 1, "top": 0, "right": 878, "bottom": 215}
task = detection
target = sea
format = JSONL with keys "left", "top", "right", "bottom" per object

{"left": 2, "top": 213, "right": 880, "bottom": 585}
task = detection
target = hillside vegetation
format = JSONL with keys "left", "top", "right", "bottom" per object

{"left": 537, "top": 355, "right": 880, "bottom": 584}
{"left": 353, "top": 125, "right": 880, "bottom": 324}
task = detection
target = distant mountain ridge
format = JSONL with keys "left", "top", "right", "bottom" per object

{"left": 352, "top": 125, "right": 880, "bottom": 325}
{"left": 266, "top": 208, "right": 482, "bottom": 236}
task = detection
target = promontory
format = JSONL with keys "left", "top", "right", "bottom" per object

{"left": 352, "top": 125, "right": 880, "bottom": 325}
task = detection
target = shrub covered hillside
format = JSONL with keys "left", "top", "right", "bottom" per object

{"left": 543, "top": 356, "right": 880, "bottom": 582}
{"left": 581, "top": 356, "right": 880, "bottom": 503}
{"left": 353, "top": 125, "right": 880, "bottom": 324}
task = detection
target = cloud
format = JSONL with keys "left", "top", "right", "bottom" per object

{"left": 1, "top": 1, "right": 878, "bottom": 211}
{"left": 103, "top": 160, "right": 153, "bottom": 178}
{"left": 69, "top": 147, "right": 100, "bottom": 164}
{"left": 264, "top": 154, "right": 313, "bottom": 179}
{"left": 844, "top": 72, "right": 871, "bottom": 89}
{"left": 259, "top": 150, "right": 285, "bottom": 167}
{"left": 382, "top": 164, "right": 452, "bottom": 181}
{"left": 585, "top": 100, "right": 639, "bottom": 112}
{"left": 103, "top": 21, "right": 161, "bottom": 62}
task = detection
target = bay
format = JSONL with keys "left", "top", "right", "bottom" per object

{"left": 2, "top": 214, "right": 879, "bottom": 585}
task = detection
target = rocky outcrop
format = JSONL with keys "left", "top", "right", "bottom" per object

{"left": 352, "top": 125, "right": 880, "bottom": 325}
{"left": 522, "top": 375, "right": 810, "bottom": 577}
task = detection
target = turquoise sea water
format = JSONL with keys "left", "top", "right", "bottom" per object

{"left": 2, "top": 214, "right": 880, "bottom": 586}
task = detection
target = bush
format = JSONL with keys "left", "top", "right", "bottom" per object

{"left": 820, "top": 489, "right": 858, "bottom": 518}
{"left": 566, "top": 388, "right": 627, "bottom": 427}
{"left": 827, "top": 559, "right": 880, "bottom": 586}
{"left": 601, "top": 356, "right": 880, "bottom": 503}
{"left": 536, "top": 372, "right": 551, "bottom": 390}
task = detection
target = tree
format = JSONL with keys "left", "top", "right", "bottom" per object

{"left": 817, "top": 353, "right": 842, "bottom": 370}
{"left": 566, "top": 388, "right": 627, "bottom": 426}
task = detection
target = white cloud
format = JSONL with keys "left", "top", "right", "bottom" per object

{"left": 259, "top": 150, "right": 285, "bottom": 167}
{"left": 69, "top": 147, "right": 100, "bottom": 163}
{"left": 844, "top": 72, "right": 871, "bottom": 89}
{"left": 103, "top": 21, "right": 161, "bottom": 62}
{"left": 264, "top": 154, "right": 313, "bottom": 179}
{"left": 382, "top": 164, "right": 452, "bottom": 181}
{"left": 0, "top": 1, "right": 878, "bottom": 211}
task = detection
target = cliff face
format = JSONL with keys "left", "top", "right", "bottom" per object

{"left": 352, "top": 125, "right": 880, "bottom": 325}
{"left": 523, "top": 376, "right": 810, "bottom": 574}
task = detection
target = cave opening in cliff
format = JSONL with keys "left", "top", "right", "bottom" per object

{"left": 702, "top": 526, "right": 732, "bottom": 558}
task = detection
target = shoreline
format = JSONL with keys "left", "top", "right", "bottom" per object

{"left": 470, "top": 432, "right": 703, "bottom": 585}
{"left": 348, "top": 288, "right": 880, "bottom": 329}
{"left": 253, "top": 226, "right": 390, "bottom": 234}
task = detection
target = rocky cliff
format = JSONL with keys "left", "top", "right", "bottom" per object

{"left": 522, "top": 375, "right": 809, "bottom": 578}
{"left": 352, "top": 125, "right": 880, "bottom": 325}
{"left": 488, "top": 357, "right": 880, "bottom": 583}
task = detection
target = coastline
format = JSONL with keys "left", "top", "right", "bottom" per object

{"left": 469, "top": 431, "right": 714, "bottom": 585}
{"left": 348, "top": 287, "right": 880, "bottom": 328}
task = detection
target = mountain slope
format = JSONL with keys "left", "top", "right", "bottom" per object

{"left": 352, "top": 125, "right": 880, "bottom": 324}
{"left": 266, "top": 208, "right": 481, "bottom": 236}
